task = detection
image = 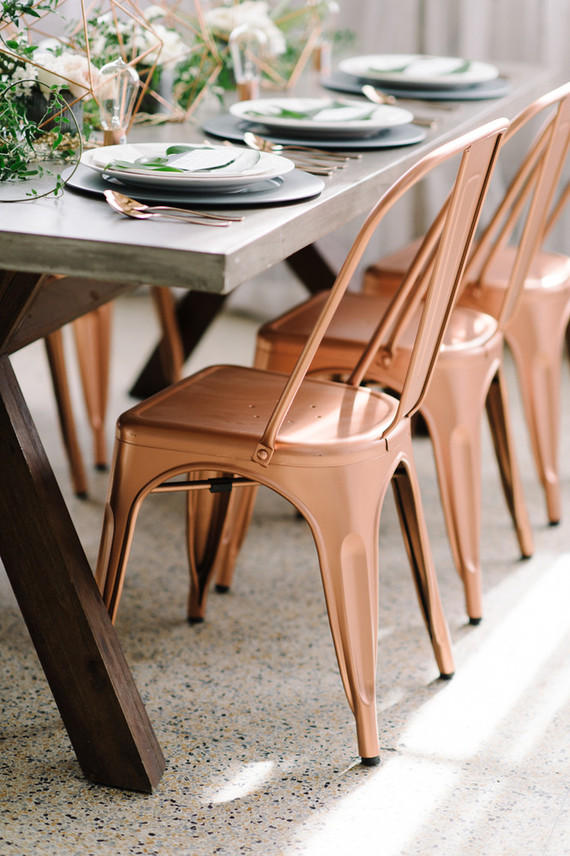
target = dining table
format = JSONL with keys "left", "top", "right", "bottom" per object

{"left": 0, "top": 60, "right": 564, "bottom": 793}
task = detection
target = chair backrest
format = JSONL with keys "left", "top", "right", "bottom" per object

{"left": 252, "top": 119, "right": 507, "bottom": 466}
{"left": 464, "top": 82, "right": 570, "bottom": 327}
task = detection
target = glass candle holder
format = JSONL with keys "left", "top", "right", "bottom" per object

{"left": 310, "top": 0, "right": 340, "bottom": 76}
{"left": 96, "top": 58, "right": 140, "bottom": 146}
{"left": 229, "top": 23, "right": 268, "bottom": 101}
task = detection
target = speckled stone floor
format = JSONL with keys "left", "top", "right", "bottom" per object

{"left": 2, "top": 289, "right": 569, "bottom": 856}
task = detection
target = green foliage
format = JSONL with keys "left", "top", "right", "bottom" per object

{"left": 0, "top": 0, "right": 59, "bottom": 27}
{"left": 0, "top": 81, "right": 79, "bottom": 195}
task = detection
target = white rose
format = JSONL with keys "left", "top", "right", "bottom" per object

{"left": 205, "top": 1, "right": 286, "bottom": 56}
{"left": 144, "top": 24, "right": 189, "bottom": 66}
{"left": 143, "top": 5, "right": 169, "bottom": 22}
{"left": 5, "top": 64, "right": 38, "bottom": 95}
{"left": 37, "top": 38, "right": 62, "bottom": 53}
{"left": 35, "top": 51, "right": 100, "bottom": 98}
{"left": 133, "top": 20, "right": 188, "bottom": 67}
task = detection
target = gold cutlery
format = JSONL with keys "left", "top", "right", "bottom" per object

{"left": 361, "top": 84, "right": 439, "bottom": 126}
{"left": 243, "top": 132, "right": 361, "bottom": 159}
{"left": 104, "top": 190, "right": 243, "bottom": 226}
{"left": 360, "top": 84, "right": 456, "bottom": 111}
{"left": 242, "top": 132, "right": 356, "bottom": 175}
{"left": 219, "top": 135, "right": 338, "bottom": 175}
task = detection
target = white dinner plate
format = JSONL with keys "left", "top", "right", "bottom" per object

{"left": 339, "top": 54, "right": 499, "bottom": 89}
{"left": 81, "top": 143, "right": 294, "bottom": 190}
{"left": 229, "top": 97, "right": 413, "bottom": 137}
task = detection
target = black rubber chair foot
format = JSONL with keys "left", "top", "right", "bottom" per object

{"left": 439, "top": 672, "right": 454, "bottom": 680}
{"left": 215, "top": 584, "right": 230, "bottom": 594}
{"left": 75, "top": 491, "right": 88, "bottom": 500}
{"left": 187, "top": 616, "right": 204, "bottom": 625}
{"left": 361, "top": 755, "right": 380, "bottom": 767}
{"left": 469, "top": 616, "right": 482, "bottom": 626}
{"left": 521, "top": 552, "right": 532, "bottom": 560}
{"left": 95, "top": 463, "right": 108, "bottom": 472}
{"left": 548, "top": 519, "right": 560, "bottom": 527}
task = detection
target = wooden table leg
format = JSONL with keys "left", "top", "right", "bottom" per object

{"left": 284, "top": 243, "right": 336, "bottom": 295}
{"left": 129, "top": 245, "right": 337, "bottom": 399}
{"left": 129, "top": 291, "right": 227, "bottom": 398}
{"left": 0, "top": 356, "right": 165, "bottom": 792}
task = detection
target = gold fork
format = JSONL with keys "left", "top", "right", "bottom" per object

{"left": 243, "top": 132, "right": 361, "bottom": 160}
{"left": 360, "top": 84, "right": 456, "bottom": 111}
{"left": 104, "top": 190, "right": 243, "bottom": 225}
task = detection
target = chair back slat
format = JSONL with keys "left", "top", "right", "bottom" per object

{"left": 351, "top": 203, "right": 446, "bottom": 374}
{"left": 499, "top": 90, "right": 570, "bottom": 326}
{"left": 392, "top": 130, "right": 504, "bottom": 424}
{"left": 252, "top": 119, "right": 507, "bottom": 465}
{"left": 543, "top": 180, "right": 569, "bottom": 240}
{"left": 465, "top": 83, "right": 570, "bottom": 327}
{"left": 464, "top": 122, "right": 551, "bottom": 282}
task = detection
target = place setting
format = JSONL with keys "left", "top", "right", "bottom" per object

{"left": 69, "top": 140, "right": 327, "bottom": 215}
{"left": 202, "top": 93, "right": 428, "bottom": 153}
{"left": 322, "top": 52, "right": 511, "bottom": 102}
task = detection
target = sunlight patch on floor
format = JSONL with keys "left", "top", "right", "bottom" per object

{"left": 294, "top": 756, "right": 457, "bottom": 856}
{"left": 205, "top": 761, "right": 275, "bottom": 804}
{"left": 402, "top": 553, "right": 570, "bottom": 760}
{"left": 288, "top": 554, "right": 570, "bottom": 855}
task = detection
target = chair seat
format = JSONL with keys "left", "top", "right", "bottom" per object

{"left": 365, "top": 241, "right": 570, "bottom": 320}
{"left": 117, "top": 364, "right": 399, "bottom": 460}
{"left": 475, "top": 246, "right": 570, "bottom": 292}
{"left": 259, "top": 291, "right": 499, "bottom": 358}
{"left": 462, "top": 246, "right": 570, "bottom": 319}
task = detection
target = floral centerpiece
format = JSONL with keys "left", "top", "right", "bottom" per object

{"left": 0, "top": 0, "right": 352, "bottom": 191}
{"left": 0, "top": 12, "right": 93, "bottom": 195}
{"left": 173, "top": 0, "right": 349, "bottom": 110}
{"left": 73, "top": 4, "right": 190, "bottom": 114}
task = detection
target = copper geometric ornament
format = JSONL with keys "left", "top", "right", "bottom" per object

{"left": 0, "top": 0, "right": 333, "bottom": 131}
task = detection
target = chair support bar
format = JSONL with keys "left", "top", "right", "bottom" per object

{"left": 152, "top": 476, "right": 257, "bottom": 494}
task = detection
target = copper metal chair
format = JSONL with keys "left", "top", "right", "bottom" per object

{"left": 95, "top": 119, "right": 506, "bottom": 764}
{"left": 207, "top": 88, "right": 570, "bottom": 626}
{"left": 45, "top": 285, "right": 183, "bottom": 496}
{"left": 365, "top": 83, "right": 570, "bottom": 526}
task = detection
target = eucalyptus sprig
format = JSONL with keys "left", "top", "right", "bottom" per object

{"left": 0, "top": 0, "right": 59, "bottom": 27}
{"left": 104, "top": 144, "right": 241, "bottom": 174}
{"left": 0, "top": 80, "right": 82, "bottom": 199}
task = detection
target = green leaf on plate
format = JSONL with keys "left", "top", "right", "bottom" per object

{"left": 165, "top": 144, "right": 215, "bottom": 155}
{"left": 104, "top": 151, "right": 237, "bottom": 173}
{"left": 192, "top": 156, "right": 236, "bottom": 171}
{"left": 246, "top": 100, "right": 376, "bottom": 122}
{"left": 369, "top": 62, "right": 412, "bottom": 74}
{"left": 450, "top": 60, "right": 472, "bottom": 74}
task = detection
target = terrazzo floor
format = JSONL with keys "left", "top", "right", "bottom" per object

{"left": 2, "top": 288, "right": 569, "bottom": 856}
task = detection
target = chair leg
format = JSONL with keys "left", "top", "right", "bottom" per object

{"left": 72, "top": 304, "right": 112, "bottom": 470}
{"left": 290, "top": 462, "right": 383, "bottom": 764}
{"left": 150, "top": 286, "right": 184, "bottom": 385}
{"left": 420, "top": 357, "right": 496, "bottom": 623}
{"left": 95, "top": 442, "right": 166, "bottom": 622}
{"left": 485, "top": 369, "right": 533, "bottom": 557}
{"left": 214, "top": 485, "right": 258, "bottom": 591}
{"left": 44, "top": 329, "right": 89, "bottom": 498}
{"left": 391, "top": 457, "right": 455, "bottom": 678}
{"left": 185, "top": 473, "right": 235, "bottom": 622}
{"left": 183, "top": 477, "right": 258, "bottom": 620}
{"left": 505, "top": 292, "right": 570, "bottom": 524}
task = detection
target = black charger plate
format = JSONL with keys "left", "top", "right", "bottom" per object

{"left": 321, "top": 71, "right": 511, "bottom": 101}
{"left": 202, "top": 113, "right": 426, "bottom": 150}
{"left": 67, "top": 164, "right": 326, "bottom": 207}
